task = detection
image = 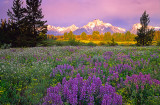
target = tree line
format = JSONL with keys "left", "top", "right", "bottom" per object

{"left": 60, "top": 31, "right": 137, "bottom": 42}
{"left": 49, "top": 30, "right": 159, "bottom": 43}
{"left": 0, "top": 0, "right": 47, "bottom": 47}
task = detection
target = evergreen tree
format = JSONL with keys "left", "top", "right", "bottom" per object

{"left": 25, "top": 0, "right": 47, "bottom": 46}
{"left": 135, "top": 11, "right": 155, "bottom": 46}
{"left": 7, "top": 0, "right": 25, "bottom": 46}
{"left": 0, "top": 19, "right": 17, "bottom": 46}
{"left": 7, "top": 0, "right": 25, "bottom": 23}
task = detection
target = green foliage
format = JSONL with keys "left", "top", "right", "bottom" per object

{"left": 64, "top": 32, "right": 68, "bottom": 40}
{"left": 80, "top": 32, "right": 87, "bottom": 40}
{"left": 125, "top": 31, "right": 135, "bottom": 41}
{"left": 0, "top": 19, "right": 15, "bottom": 46}
{"left": 56, "top": 41, "right": 64, "bottom": 46}
{"left": 63, "top": 31, "right": 75, "bottom": 40}
{"left": 92, "top": 31, "right": 100, "bottom": 40}
{"left": 154, "top": 31, "right": 160, "bottom": 41}
{"left": 0, "top": 0, "right": 47, "bottom": 47}
{"left": 104, "top": 32, "right": 112, "bottom": 41}
{"left": 68, "top": 31, "right": 75, "bottom": 40}
{"left": 68, "top": 39, "right": 81, "bottom": 46}
{"left": 107, "top": 38, "right": 118, "bottom": 46}
{"left": 98, "top": 41, "right": 106, "bottom": 46}
{"left": 1, "top": 43, "right": 12, "bottom": 49}
{"left": 86, "top": 42, "right": 97, "bottom": 46}
{"left": 135, "top": 11, "right": 155, "bottom": 46}
{"left": 157, "top": 41, "right": 160, "bottom": 46}
{"left": 37, "top": 39, "right": 56, "bottom": 47}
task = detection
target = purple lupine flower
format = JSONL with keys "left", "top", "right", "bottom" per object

{"left": 43, "top": 74, "right": 122, "bottom": 105}
{"left": 103, "top": 62, "right": 108, "bottom": 68}
{"left": 51, "top": 64, "right": 74, "bottom": 77}
{"left": 125, "top": 72, "right": 160, "bottom": 93}
{"left": 136, "top": 85, "right": 139, "bottom": 91}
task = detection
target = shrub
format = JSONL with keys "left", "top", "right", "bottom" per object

{"left": 86, "top": 42, "right": 97, "bottom": 46}
{"left": 107, "top": 38, "right": 118, "bottom": 46}
{"left": 68, "top": 39, "right": 80, "bottom": 46}
{"left": 43, "top": 74, "right": 122, "bottom": 105}
{"left": 157, "top": 41, "right": 160, "bottom": 46}
{"left": 98, "top": 42, "right": 106, "bottom": 46}
{"left": 1, "top": 43, "right": 12, "bottom": 49}
{"left": 56, "top": 41, "right": 64, "bottom": 46}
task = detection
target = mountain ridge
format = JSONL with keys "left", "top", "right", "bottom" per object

{"left": 47, "top": 19, "right": 160, "bottom": 35}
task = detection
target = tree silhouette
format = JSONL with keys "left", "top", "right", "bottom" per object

{"left": 25, "top": 0, "right": 47, "bottom": 46}
{"left": 135, "top": 11, "right": 155, "bottom": 46}
{"left": 7, "top": 0, "right": 25, "bottom": 46}
{"left": 1, "top": 0, "right": 47, "bottom": 47}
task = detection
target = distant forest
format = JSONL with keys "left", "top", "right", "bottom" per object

{"left": 48, "top": 30, "right": 160, "bottom": 42}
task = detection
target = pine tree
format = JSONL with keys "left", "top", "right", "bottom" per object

{"left": 135, "top": 11, "right": 155, "bottom": 46}
{"left": 25, "top": 0, "right": 47, "bottom": 46}
{"left": 7, "top": 0, "right": 25, "bottom": 46}
{"left": 7, "top": 0, "right": 25, "bottom": 24}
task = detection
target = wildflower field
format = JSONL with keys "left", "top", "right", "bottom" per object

{"left": 0, "top": 46, "right": 160, "bottom": 105}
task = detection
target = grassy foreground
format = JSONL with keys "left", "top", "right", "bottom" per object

{"left": 0, "top": 46, "right": 160, "bottom": 104}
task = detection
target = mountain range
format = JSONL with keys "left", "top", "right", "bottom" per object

{"left": 47, "top": 19, "right": 160, "bottom": 35}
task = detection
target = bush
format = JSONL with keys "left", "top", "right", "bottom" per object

{"left": 98, "top": 42, "right": 106, "bottom": 46}
{"left": 107, "top": 38, "right": 118, "bottom": 46}
{"left": 157, "top": 41, "right": 160, "bottom": 46}
{"left": 1, "top": 43, "right": 12, "bottom": 49}
{"left": 86, "top": 42, "right": 97, "bottom": 46}
{"left": 68, "top": 39, "right": 81, "bottom": 46}
{"left": 56, "top": 41, "right": 64, "bottom": 46}
{"left": 37, "top": 39, "right": 57, "bottom": 47}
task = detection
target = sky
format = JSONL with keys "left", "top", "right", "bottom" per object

{"left": 0, "top": 0, "right": 160, "bottom": 30}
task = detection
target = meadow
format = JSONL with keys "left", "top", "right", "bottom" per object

{"left": 0, "top": 46, "right": 160, "bottom": 105}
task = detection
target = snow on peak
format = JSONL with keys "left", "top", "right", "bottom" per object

{"left": 133, "top": 23, "right": 142, "bottom": 29}
{"left": 93, "top": 19, "right": 104, "bottom": 26}
{"left": 83, "top": 19, "right": 113, "bottom": 29}
{"left": 130, "top": 23, "right": 160, "bottom": 34}
{"left": 47, "top": 24, "right": 79, "bottom": 32}
{"left": 68, "top": 24, "right": 79, "bottom": 31}
{"left": 155, "top": 27, "right": 160, "bottom": 30}
{"left": 118, "top": 27, "right": 126, "bottom": 32}
{"left": 104, "top": 23, "right": 112, "bottom": 27}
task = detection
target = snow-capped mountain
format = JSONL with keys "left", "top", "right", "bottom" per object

{"left": 47, "top": 20, "right": 160, "bottom": 35}
{"left": 74, "top": 19, "right": 126, "bottom": 35}
{"left": 130, "top": 23, "right": 160, "bottom": 34}
{"left": 47, "top": 24, "right": 79, "bottom": 35}
{"left": 47, "top": 19, "right": 126, "bottom": 35}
